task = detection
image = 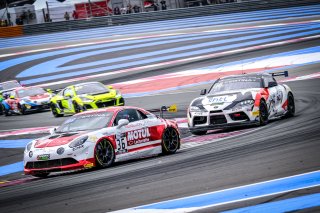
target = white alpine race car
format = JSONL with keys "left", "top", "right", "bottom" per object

{"left": 24, "top": 106, "right": 180, "bottom": 177}
{"left": 187, "top": 72, "right": 295, "bottom": 135}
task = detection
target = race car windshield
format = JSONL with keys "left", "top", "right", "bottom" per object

{"left": 17, "top": 87, "right": 46, "bottom": 98}
{"left": 210, "top": 77, "right": 262, "bottom": 93}
{"left": 56, "top": 112, "right": 113, "bottom": 132}
{"left": 0, "top": 81, "right": 20, "bottom": 91}
{"left": 75, "top": 83, "right": 109, "bottom": 95}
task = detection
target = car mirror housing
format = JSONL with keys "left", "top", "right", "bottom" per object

{"left": 49, "top": 127, "right": 56, "bottom": 135}
{"left": 200, "top": 89, "right": 207, "bottom": 95}
{"left": 117, "top": 119, "right": 129, "bottom": 129}
{"left": 64, "top": 93, "right": 72, "bottom": 98}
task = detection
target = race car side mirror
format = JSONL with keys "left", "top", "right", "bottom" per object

{"left": 64, "top": 93, "right": 72, "bottom": 98}
{"left": 117, "top": 119, "right": 129, "bottom": 128}
{"left": 200, "top": 89, "right": 207, "bottom": 95}
{"left": 49, "top": 127, "right": 56, "bottom": 135}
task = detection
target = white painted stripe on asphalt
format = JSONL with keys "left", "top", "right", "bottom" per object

{"left": 110, "top": 170, "right": 320, "bottom": 213}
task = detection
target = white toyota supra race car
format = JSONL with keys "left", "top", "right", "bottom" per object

{"left": 188, "top": 72, "right": 295, "bottom": 135}
{"left": 24, "top": 106, "right": 180, "bottom": 177}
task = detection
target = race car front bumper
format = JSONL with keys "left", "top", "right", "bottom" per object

{"left": 24, "top": 142, "right": 96, "bottom": 175}
{"left": 188, "top": 109, "right": 260, "bottom": 132}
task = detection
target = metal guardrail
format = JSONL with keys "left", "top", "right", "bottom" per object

{"left": 17, "top": 0, "right": 320, "bottom": 36}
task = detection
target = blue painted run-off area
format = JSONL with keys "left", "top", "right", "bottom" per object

{"left": 138, "top": 171, "right": 320, "bottom": 209}
{"left": 223, "top": 193, "right": 320, "bottom": 213}
{"left": 0, "top": 139, "right": 31, "bottom": 176}
{"left": 0, "top": 161, "right": 24, "bottom": 176}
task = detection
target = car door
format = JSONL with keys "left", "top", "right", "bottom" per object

{"left": 61, "top": 87, "right": 75, "bottom": 113}
{"left": 265, "top": 76, "right": 282, "bottom": 117}
{"left": 113, "top": 109, "right": 151, "bottom": 156}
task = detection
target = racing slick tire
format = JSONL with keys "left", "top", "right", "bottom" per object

{"left": 0, "top": 104, "right": 3, "bottom": 115}
{"left": 51, "top": 104, "right": 63, "bottom": 117}
{"left": 190, "top": 130, "right": 207, "bottom": 136}
{"left": 95, "top": 139, "right": 115, "bottom": 168}
{"left": 162, "top": 127, "right": 180, "bottom": 155}
{"left": 284, "top": 92, "right": 295, "bottom": 118}
{"left": 32, "top": 172, "right": 50, "bottom": 178}
{"left": 259, "top": 99, "right": 269, "bottom": 126}
{"left": 73, "top": 101, "right": 82, "bottom": 114}
{"left": 18, "top": 104, "right": 27, "bottom": 115}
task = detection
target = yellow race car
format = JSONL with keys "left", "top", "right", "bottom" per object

{"left": 50, "top": 82, "right": 124, "bottom": 117}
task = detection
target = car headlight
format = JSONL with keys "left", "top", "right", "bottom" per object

{"left": 80, "top": 97, "right": 93, "bottom": 102}
{"left": 189, "top": 105, "right": 207, "bottom": 112}
{"left": 235, "top": 99, "right": 255, "bottom": 107}
{"left": 69, "top": 135, "right": 88, "bottom": 148}
{"left": 25, "top": 141, "right": 33, "bottom": 152}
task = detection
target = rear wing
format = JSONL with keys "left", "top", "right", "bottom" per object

{"left": 148, "top": 104, "right": 177, "bottom": 118}
{"left": 271, "top": 71, "right": 289, "bottom": 77}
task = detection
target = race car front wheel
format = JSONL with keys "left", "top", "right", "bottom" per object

{"left": 95, "top": 139, "right": 115, "bottom": 168}
{"left": 162, "top": 127, "right": 180, "bottom": 155}
{"left": 51, "top": 104, "right": 63, "bottom": 117}
{"left": 18, "top": 104, "right": 27, "bottom": 115}
{"left": 259, "top": 99, "right": 268, "bottom": 126}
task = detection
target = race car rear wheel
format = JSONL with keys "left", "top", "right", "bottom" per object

{"left": 259, "top": 99, "right": 268, "bottom": 126}
{"left": 95, "top": 139, "right": 115, "bottom": 168}
{"left": 32, "top": 172, "right": 50, "bottom": 178}
{"left": 162, "top": 127, "right": 180, "bottom": 154}
{"left": 284, "top": 92, "right": 295, "bottom": 118}
{"left": 51, "top": 104, "right": 63, "bottom": 117}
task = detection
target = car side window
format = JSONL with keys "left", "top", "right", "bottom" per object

{"left": 114, "top": 109, "right": 141, "bottom": 126}
{"left": 63, "top": 88, "right": 74, "bottom": 97}
{"left": 268, "top": 76, "right": 278, "bottom": 87}
{"left": 137, "top": 110, "right": 148, "bottom": 120}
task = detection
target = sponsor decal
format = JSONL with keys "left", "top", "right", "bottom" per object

{"left": 127, "top": 128, "right": 151, "bottom": 146}
{"left": 252, "top": 111, "right": 260, "bottom": 116}
{"left": 37, "top": 154, "right": 50, "bottom": 161}
{"left": 84, "top": 163, "right": 94, "bottom": 168}
{"left": 208, "top": 96, "right": 228, "bottom": 103}
{"left": 72, "top": 144, "right": 84, "bottom": 151}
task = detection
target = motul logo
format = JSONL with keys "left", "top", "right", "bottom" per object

{"left": 127, "top": 128, "right": 150, "bottom": 141}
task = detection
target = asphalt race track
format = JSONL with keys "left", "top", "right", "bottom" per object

{"left": 0, "top": 5, "right": 320, "bottom": 213}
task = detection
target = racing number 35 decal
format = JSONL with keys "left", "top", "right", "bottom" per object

{"left": 116, "top": 132, "right": 127, "bottom": 153}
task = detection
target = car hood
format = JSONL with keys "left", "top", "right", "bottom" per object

{"left": 80, "top": 90, "right": 117, "bottom": 100}
{"left": 191, "top": 89, "right": 258, "bottom": 111}
{"left": 34, "top": 131, "right": 87, "bottom": 148}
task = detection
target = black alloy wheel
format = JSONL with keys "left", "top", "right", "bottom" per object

{"left": 18, "top": 104, "right": 27, "bottom": 115}
{"left": 162, "top": 127, "right": 180, "bottom": 154}
{"left": 73, "top": 101, "right": 84, "bottom": 113}
{"left": 259, "top": 99, "right": 269, "bottom": 126}
{"left": 95, "top": 139, "right": 115, "bottom": 168}
{"left": 285, "top": 92, "right": 295, "bottom": 118}
{"left": 51, "top": 104, "right": 63, "bottom": 117}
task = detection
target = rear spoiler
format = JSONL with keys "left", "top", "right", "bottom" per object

{"left": 271, "top": 71, "right": 289, "bottom": 77}
{"left": 148, "top": 104, "right": 177, "bottom": 118}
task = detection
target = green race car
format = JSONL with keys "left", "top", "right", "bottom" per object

{"left": 50, "top": 82, "right": 124, "bottom": 117}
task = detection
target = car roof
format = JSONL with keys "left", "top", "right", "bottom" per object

{"left": 73, "top": 81, "right": 104, "bottom": 87}
{"left": 76, "top": 106, "right": 144, "bottom": 116}
{"left": 220, "top": 73, "right": 271, "bottom": 80}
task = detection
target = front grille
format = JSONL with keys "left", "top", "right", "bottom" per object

{"left": 96, "top": 99, "right": 116, "bottom": 108}
{"left": 84, "top": 104, "right": 93, "bottom": 109}
{"left": 193, "top": 116, "right": 207, "bottom": 125}
{"left": 210, "top": 110, "right": 223, "bottom": 113}
{"left": 229, "top": 112, "right": 249, "bottom": 121}
{"left": 210, "top": 115, "right": 227, "bottom": 125}
{"left": 25, "top": 158, "right": 78, "bottom": 169}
